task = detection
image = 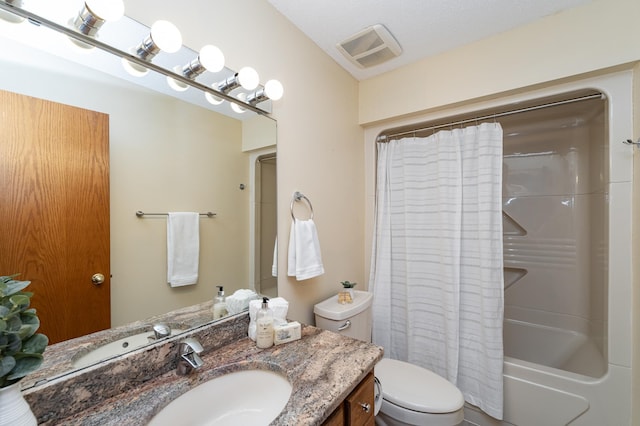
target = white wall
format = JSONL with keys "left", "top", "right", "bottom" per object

{"left": 125, "top": 0, "right": 364, "bottom": 325}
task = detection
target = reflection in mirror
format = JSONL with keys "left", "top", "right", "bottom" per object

{"left": 0, "top": 4, "right": 277, "bottom": 386}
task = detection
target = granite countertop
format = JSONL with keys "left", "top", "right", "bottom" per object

{"left": 23, "top": 301, "right": 218, "bottom": 390}
{"left": 25, "top": 314, "right": 383, "bottom": 425}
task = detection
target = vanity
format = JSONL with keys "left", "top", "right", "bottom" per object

{"left": 23, "top": 309, "right": 383, "bottom": 425}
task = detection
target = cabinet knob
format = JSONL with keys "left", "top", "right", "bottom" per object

{"left": 359, "top": 402, "right": 371, "bottom": 413}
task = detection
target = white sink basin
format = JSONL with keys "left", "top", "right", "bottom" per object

{"left": 72, "top": 329, "right": 186, "bottom": 368}
{"left": 148, "top": 369, "right": 292, "bottom": 426}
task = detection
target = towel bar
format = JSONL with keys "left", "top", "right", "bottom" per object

{"left": 290, "top": 192, "right": 314, "bottom": 220}
{"left": 136, "top": 211, "right": 216, "bottom": 218}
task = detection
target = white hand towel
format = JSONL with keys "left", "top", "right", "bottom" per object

{"left": 167, "top": 212, "right": 200, "bottom": 287}
{"left": 287, "top": 219, "right": 325, "bottom": 281}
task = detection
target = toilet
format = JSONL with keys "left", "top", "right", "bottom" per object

{"left": 314, "top": 290, "right": 465, "bottom": 426}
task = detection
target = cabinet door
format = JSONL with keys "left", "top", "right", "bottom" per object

{"left": 346, "top": 372, "right": 375, "bottom": 425}
{"left": 323, "top": 402, "right": 345, "bottom": 426}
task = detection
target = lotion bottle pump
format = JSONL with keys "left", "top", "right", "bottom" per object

{"left": 212, "top": 285, "right": 228, "bottom": 319}
{"left": 256, "top": 297, "right": 274, "bottom": 348}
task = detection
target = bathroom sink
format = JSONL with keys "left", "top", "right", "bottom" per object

{"left": 148, "top": 369, "right": 292, "bottom": 426}
{"left": 72, "top": 328, "right": 186, "bottom": 368}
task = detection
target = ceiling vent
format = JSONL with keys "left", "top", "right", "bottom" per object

{"left": 336, "top": 24, "right": 402, "bottom": 69}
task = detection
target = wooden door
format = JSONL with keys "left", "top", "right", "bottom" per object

{"left": 0, "top": 89, "right": 110, "bottom": 344}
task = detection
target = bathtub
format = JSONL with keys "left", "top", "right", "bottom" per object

{"left": 464, "top": 319, "right": 630, "bottom": 426}
{"left": 503, "top": 319, "right": 605, "bottom": 378}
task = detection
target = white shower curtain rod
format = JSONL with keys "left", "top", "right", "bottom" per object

{"left": 376, "top": 93, "right": 604, "bottom": 142}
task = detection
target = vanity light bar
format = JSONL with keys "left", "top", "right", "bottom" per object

{"left": 0, "top": 1, "right": 276, "bottom": 115}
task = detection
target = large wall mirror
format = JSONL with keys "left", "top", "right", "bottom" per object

{"left": 0, "top": 1, "right": 277, "bottom": 386}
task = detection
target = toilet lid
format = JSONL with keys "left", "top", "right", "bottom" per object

{"left": 375, "top": 358, "right": 464, "bottom": 414}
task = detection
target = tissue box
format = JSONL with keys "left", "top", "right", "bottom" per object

{"left": 274, "top": 321, "right": 301, "bottom": 345}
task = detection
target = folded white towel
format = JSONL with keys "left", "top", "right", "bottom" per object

{"left": 287, "top": 219, "right": 324, "bottom": 280}
{"left": 248, "top": 297, "right": 289, "bottom": 341}
{"left": 167, "top": 212, "right": 199, "bottom": 287}
{"left": 226, "top": 289, "right": 260, "bottom": 314}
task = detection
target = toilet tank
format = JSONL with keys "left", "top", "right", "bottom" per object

{"left": 314, "top": 290, "right": 373, "bottom": 342}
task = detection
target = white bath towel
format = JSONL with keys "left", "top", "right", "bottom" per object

{"left": 287, "top": 219, "right": 324, "bottom": 280}
{"left": 166, "top": 212, "right": 200, "bottom": 287}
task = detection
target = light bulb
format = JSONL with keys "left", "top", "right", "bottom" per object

{"left": 150, "top": 20, "right": 182, "bottom": 53}
{"left": 85, "top": 0, "right": 125, "bottom": 22}
{"left": 237, "top": 67, "right": 259, "bottom": 91}
{"left": 231, "top": 93, "right": 247, "bottom": 114}
{"left": 198, "top": 45, "right": 225, "bottom": 72}
{"left": 167, "top": 66, "right": 189, "bottom": 92}
{"left": 122, "top": 52, "right": 149, "bottom": 77}
{"left": 205, "top": 85, "right": 224, "bottom": 105}
{"left": 264, "top": 80, "right": 284, "bottom": 101}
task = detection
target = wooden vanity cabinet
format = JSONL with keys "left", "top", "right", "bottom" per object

{"left": 323, "top": 372, "right": 375, "bottom": 426}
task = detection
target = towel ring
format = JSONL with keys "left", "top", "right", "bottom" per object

{"left": 290, "top": 191, "right": 314, "bottom": 220}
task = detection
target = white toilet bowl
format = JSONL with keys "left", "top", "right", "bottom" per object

{"left": 375, "top": 358, "right": 464, "bottom": 426}
{"left": 313, "top": 293, "right": 465, "bottom": 425}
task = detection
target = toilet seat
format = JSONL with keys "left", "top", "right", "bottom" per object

{"left": 375, "top": 358, "right": 464, "bottom": 414}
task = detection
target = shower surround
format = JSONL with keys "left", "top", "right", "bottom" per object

{"left": 365, "top": 70, "right": 634, "bottom": 425}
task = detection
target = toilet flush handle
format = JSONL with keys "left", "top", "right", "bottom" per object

{"left": 337, "top": 320, "right": 351, "bottom": 331}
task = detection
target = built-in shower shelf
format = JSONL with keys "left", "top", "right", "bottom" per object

{"left": 503, "top": 211, "right": 527, "bottom": 236}
{"left": 504, "top": 267, "right": 528, "bottom": 290}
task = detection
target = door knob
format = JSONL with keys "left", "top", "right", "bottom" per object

{"left": 91, "top": 273, "right": 105, "bottom": 285}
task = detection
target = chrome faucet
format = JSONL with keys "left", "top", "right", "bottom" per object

{"left": 148, "top": 323, "right": 171, "bottom": 342}
{"left": 152, "top": 323, "right": 171, "bottom": 340}
{"left": 176, "top": 337, "right": 204, "bottom": 376}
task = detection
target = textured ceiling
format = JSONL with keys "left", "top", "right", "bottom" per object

{"left": 267, "top": 0, "right": 595, "bottom": 81}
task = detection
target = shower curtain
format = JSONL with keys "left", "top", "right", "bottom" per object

{"left": 370, "top": 122, "right": 504, "bottom": 419}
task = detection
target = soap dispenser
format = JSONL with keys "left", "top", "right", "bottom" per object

{"left": 256, "top": 297, "right": 274, "bottom": 348}
{"left": 212, "top": 285, "right": 228, "bottom": 319}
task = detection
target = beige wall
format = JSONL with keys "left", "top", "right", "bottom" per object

{"left": 359, "top": 0, "right": 640, "bottom": 125}
{"left": 242, "top": 115, "right": 277, "bottom": 152}
{"left": 125, "top": 0, "right": 364, "bottom": 325}
{"left": 633, "top": 62, "right": 640, "bottom": 426}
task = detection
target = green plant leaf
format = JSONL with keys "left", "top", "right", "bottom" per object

{"left": 5, "top": 316, "right": 21, "bottom": 332}
{"left": 0, "top": 356, "right": 16, "bottom": 378}
{"left": 9, "top": 294, "right": 30, "bottom": 311}
{"left": 5, "top": 334, "right": 21, "bottom": 355}
{"left": 0, "top": 278, "right": 30, "bottom": 298}
{"left": 22, "top": 334, "right": 47, "bottom": 354}
{"left": 7, "top": 354, "right": 43, "bottom": 380}
{"left": 17, "top": 324, "right": 37, "bottom": 341}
